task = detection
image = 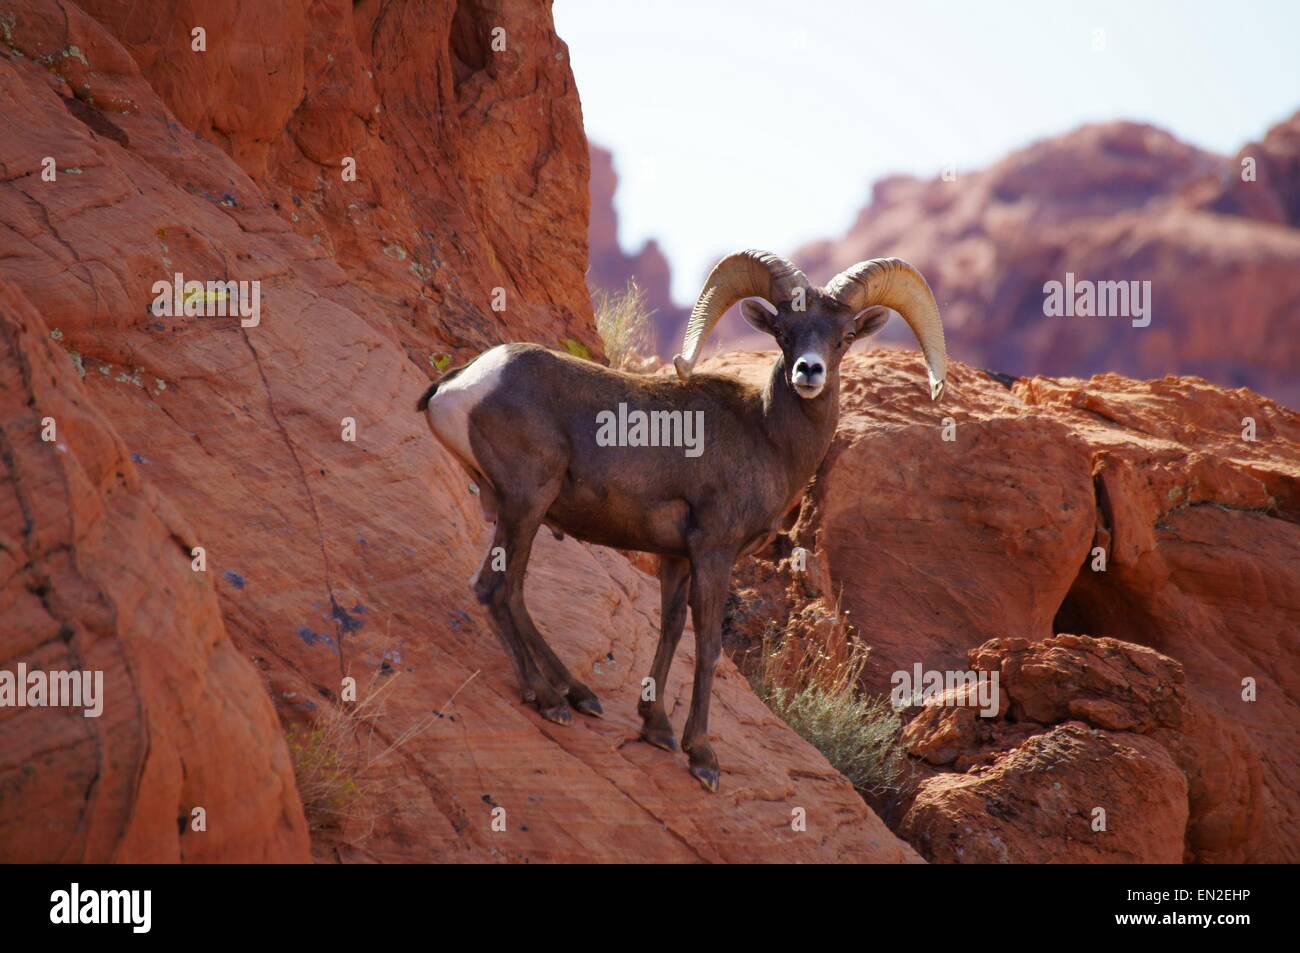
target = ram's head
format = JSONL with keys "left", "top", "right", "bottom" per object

{"left": 673, "top": 249, "right": 947, "bottom": 401}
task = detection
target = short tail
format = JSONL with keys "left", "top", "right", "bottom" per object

{"left": 416, "top": 362, "right": 470, "bottom": 411}
{"left": 416, "top": 381, "right": 439, "bottom": 411}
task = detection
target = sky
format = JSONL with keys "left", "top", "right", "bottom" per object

{"left": 554, "top": 0, "right": 1300, "bottom": 302}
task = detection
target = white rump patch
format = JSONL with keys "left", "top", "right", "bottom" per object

{"left": 424, "top": 344, "right": 512, "bottom": 470}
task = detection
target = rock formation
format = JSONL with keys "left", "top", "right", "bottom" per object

{"left": 0, "top": 282, "right": 310, "bottom": 862}
{"left": 625, "top": 118, "right": 1300, "bottom": 405}
{"left": 0, "top": 0, "right": 915, "bottom": 863}
{"left": 796, "top": 118, "right": 1300, "bottom": 409}
{"left": 710, "top": 347, "right": 1298, "bottom": 862}
{"left": 586, "top": 143, "right": 687, "bottom": 356}
{"left": 1, "top": 0, "right": 1292, "bottom": 865}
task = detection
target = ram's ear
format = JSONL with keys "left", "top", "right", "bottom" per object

{"left": 853, "top": 305, "right": 890, "bottom": 338}
{"left": 740, "top": 298, "right": 780, "bottom": 336}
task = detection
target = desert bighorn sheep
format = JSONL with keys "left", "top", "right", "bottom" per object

{"left": 418, "top": 250, "right": 946, "bottom": 791}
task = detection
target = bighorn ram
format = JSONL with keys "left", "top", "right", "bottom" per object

{"left": 418, "top": 250, "right": 946, "bottom": 791}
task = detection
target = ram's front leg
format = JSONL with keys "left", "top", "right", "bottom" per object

{"left": 681, "top": 549, "right": 733, "bottom": 792}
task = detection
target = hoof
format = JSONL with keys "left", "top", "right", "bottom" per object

{"left": 640, "top": 727, "right": 678, "bottom": 752}
{"left": 538, "top": 702, "right": 573, "bottom": 725}
{"left": 567, "top": 684, "right": 604, "bottom": 718}
{"left": 689, "top": 762, "right": 720, "bottom": 793}
{"left": 639, "top": 707, "right": 677, "bottom": 752}
{"left": 685, "top": 739, "right": 719, "bottom": 792}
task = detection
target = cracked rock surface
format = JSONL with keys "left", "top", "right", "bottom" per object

{"left": 0, "top": 0, "right": 915, "bottom": 863}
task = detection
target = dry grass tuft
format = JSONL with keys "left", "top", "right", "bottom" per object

{"left": 750, "top": 596, "right": 906, "bottom": 797}
{"left": 287, "top": 663, "right": 477, "bottom": 837}
{"left": 593, "top": 279, "right": 655, "bottom": 370}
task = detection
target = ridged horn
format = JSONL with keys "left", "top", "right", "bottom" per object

{"left": 824, "top": 257, "right": 947, "bottom": 400}
{"left": 673, "top": 249, "right": 811, "bottom": 379}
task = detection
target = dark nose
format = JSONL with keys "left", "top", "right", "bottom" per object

{"left": 795, "top": 358, "right": 823, "bottom": 376}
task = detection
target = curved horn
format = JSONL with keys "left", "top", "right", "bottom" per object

{"left": 673, "top": 249, "right": 811, "bottom": 379}
{"left": 824, "top": 258, "right": 947, "bottom": 400}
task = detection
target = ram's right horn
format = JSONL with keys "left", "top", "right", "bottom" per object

{"left": 674, "top": 249, "right": 812, "bottom": 379}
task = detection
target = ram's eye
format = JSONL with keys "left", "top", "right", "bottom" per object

{"left": 842, "top": 332, "right": 856, "bottom": 347}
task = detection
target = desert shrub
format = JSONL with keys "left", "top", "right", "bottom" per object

{"left": 750, "top": 601, "right": 906, "bottom": 796}
{"left": 286, "top": 664, "right": 476, "bottom": 835}
{"left": 285, "top": 721, "right": 362, "bottom": 830}
{"left": 592, "top": 279, "right": 655, "bottom": 369}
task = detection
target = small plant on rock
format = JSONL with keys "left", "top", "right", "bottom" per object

{"left": 750, "top": 598, "right": 906, "bottom": 797}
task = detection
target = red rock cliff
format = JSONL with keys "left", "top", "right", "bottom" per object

{"left": 0, "top": 0, "right": 915, "bottom": 863}
{"left": 711, "top": 347, "right": 1299, "bottom": 862}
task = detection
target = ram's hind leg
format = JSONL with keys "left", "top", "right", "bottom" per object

{"left": 474, "top": 492, "right": 572, "bottom": 725}
{"left": 638, "top": 556, "right": 689, "bottom": 751}
{"left": 509, "top": 595, "right": 603, "bottom": 717}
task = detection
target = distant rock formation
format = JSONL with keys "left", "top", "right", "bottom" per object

{"left": 586, "top": 143, "right": 688, "bottom": 356}
{"left": 796, "top": 117, "right": 1300, "bottom": 409}
{"left": 606, "top": 117, "right": 1300, "bottom": 405}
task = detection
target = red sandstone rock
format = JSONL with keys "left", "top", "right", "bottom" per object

{"left": 1191, "top": 112, "right": 1300, "bottom": 228}
{"left": 0, "top": 0, "right": 916, "bottom": 863}
{"left": 0, "top": 281, "right": 310, "bottom": 862}
{"left": 704, "top": 348, "right": 1299, "bottom": 862}
{"left": 899, "top": 635, "right": 1183, "bottom": 766}
{"left": 896, "top": 634, "right": 1263, "bottom": 863}
{"left": 53, "top": 0, "right": 600, "bottom": 364}
{"left": 900, "top": 722, "right": 1189, "bottom": 864}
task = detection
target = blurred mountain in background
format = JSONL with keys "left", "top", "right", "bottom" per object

{"left": 586, "top": 144, "right": 687, "bottom": 355}
{"left": 590, "top": 114, "right": 1300, "bottom": 408}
